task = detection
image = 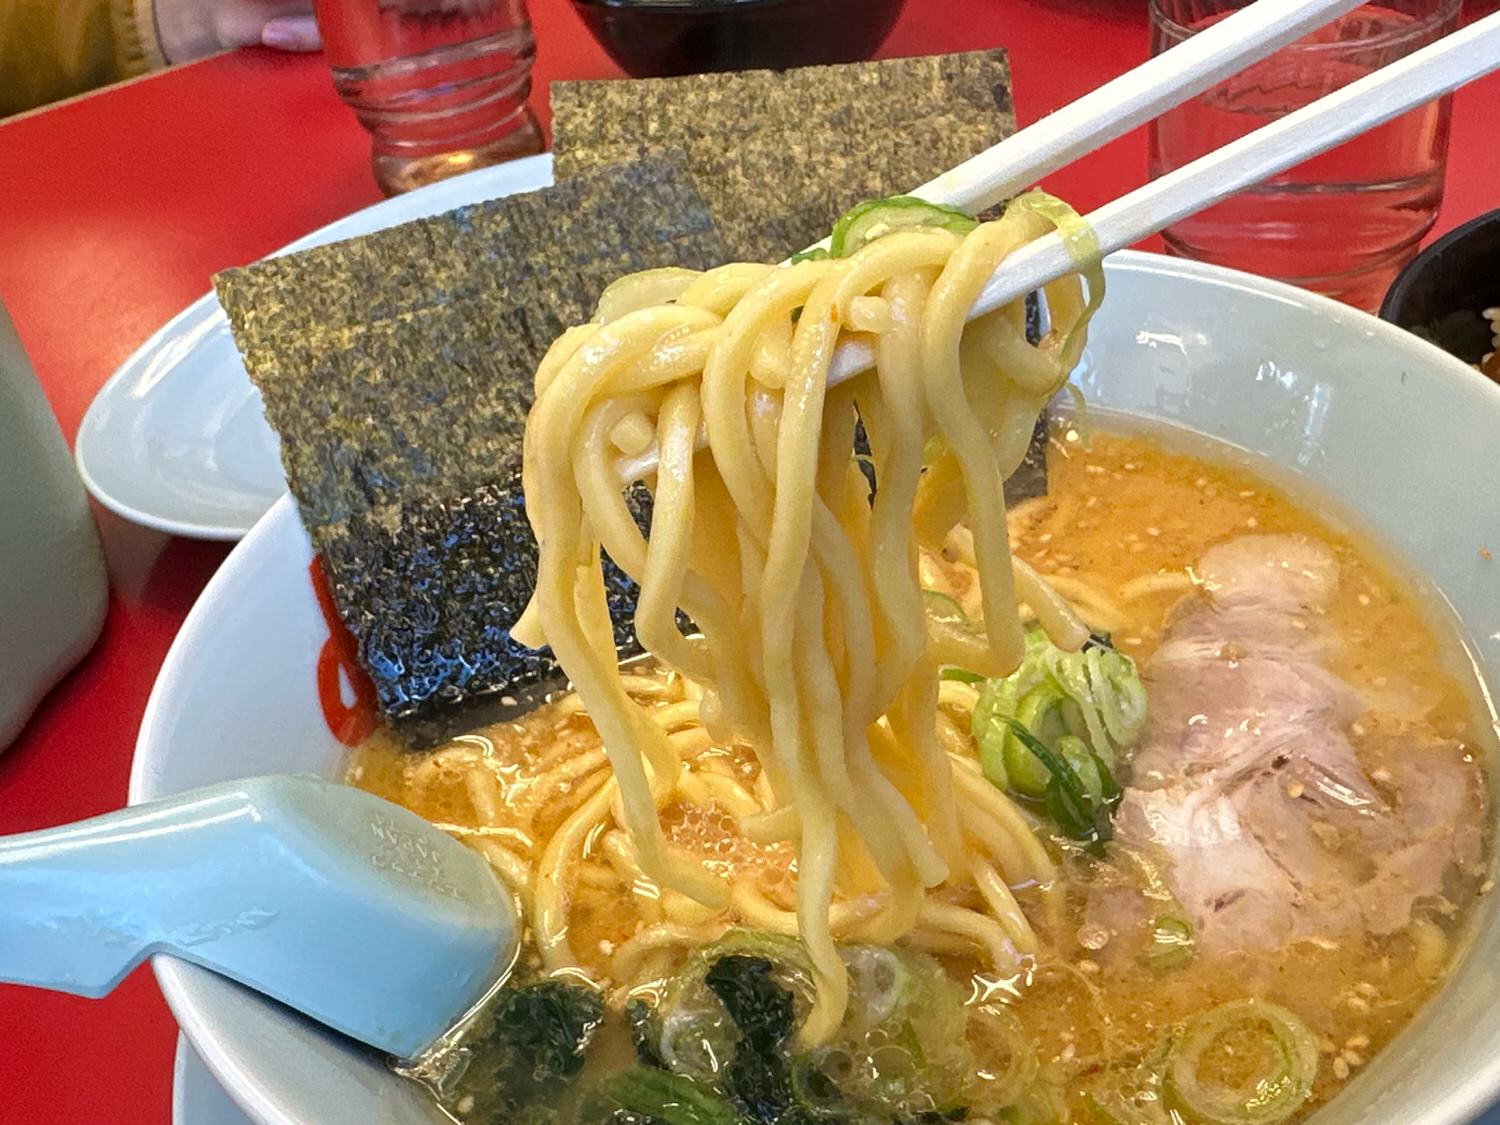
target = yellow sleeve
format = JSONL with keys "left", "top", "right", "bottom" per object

{"left": 0, "top": 0, "right": 167, "bottom": 117}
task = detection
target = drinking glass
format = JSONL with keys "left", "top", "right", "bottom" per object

{"left": 313, "top": 0, "right": 545, "bottom": 196}
{"left": 1148, "top": 0, "right": 1458, "bottom": 311}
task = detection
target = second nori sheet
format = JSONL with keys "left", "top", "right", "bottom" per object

{"left": 551, "top": 49, "right": 1015, "bottom": 263}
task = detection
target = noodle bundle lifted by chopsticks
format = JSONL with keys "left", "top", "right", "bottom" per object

{"left": 515, "top": 194, "right": 1102, "bottom": 1042}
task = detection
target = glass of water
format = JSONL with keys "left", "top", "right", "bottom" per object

{"left": 313, "top": 0, "right": 544, "bottom": 196}
{"left": 1148, "top": 0, "right": 1459, "bottom": 311}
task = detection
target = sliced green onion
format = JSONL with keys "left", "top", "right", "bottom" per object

{"left": 1006, "top": 718, "right": 1115, "bottom": 846}
{"left": 589, "top": 1067, "right": 741, "bottom": 1125}
{"left": 1145, "top": 913, "right": 1196, "bottom": 973}
{"left": 789, "top": 245, "right": 831, "bottom": 264}
{"left": 1006, "top": 684, "right": 1068, "bottom": 797}
{"left": 789, "top": 1049, "right": 859, "bottom": 1119}
{"left": 1166, "top": 1000, "right": 1318, "bottom": 1125}
{"left": 1088, "top": 647, "right": 1149, "bottom": 751}
{"left": 1080, "top": 1036, "right": 1178, "bottom": 1125}
{"left": 922, "top": 589, "right": 971, "bottom": 624}
{"left": 993, "top": 1077, "right": 1068, "bottom": 1124}
{"left": 657, "top": 1003, "right": 738, "bottom": 1086}
{"left": 1083, "top": 1089, "right": 1175, "bottom": 1125}
{"left": 922, "top": 588, "right": 1007, "bottom": 679}
{"left": 962, "top": 618, "right": 1138, "bottom": 843}
{"left": 1058, "top": 734, "right": 1106, "bottom": 805}
{"left": 967, "top": 1005, "right": 1040, "bottom": 1109}
{"left": 842, "top": 946, "right": 918, "bottom": 1032}
{"left": 940, "top": 666, "right": 986, "bottom": 684}
{"left": 829, "top": 196, "right": 979, "bottom": 258}
{"left": 973, "top": 674, "right": 1018, "bottom": 791}
{"left": 1083, "top": 1093, "right": 1127, "bottom": 1124}
{"left": 658, "top": 931, "right": 813, "bottom": 1081}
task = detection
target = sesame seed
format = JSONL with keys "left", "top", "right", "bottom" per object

{"left": 1287, "top": 781, "right": 1305, "bottom": 799}
{"left": 1347, "top": 996, "right": 1370, "bottom": 1012}
{"left": 1481, "top": 880, "right": 1495, "bottom": 896}
{"left": 1355, "top": 982, "right": 1379, "bottom": 998}
{"left": 1358, "top": 593, "right": 1371, "bottom": 606}
{"left": 1333, "top": 1057, "right": 1351, "bottom": 1080}
{"left": 1246, "top": 517, "right": 1259, "bottom": 528}
{"left": 1346, "top": 1034, "right": 1370, "bottom": 1050}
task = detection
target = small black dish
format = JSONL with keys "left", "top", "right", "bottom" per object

{"left": 568, "top": 0, "right": 905, "bottom": 78}
{"left": 1379, "top": 208, "right": 1500, "bottom": 370}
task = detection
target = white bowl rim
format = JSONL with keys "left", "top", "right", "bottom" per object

{"left": 133, "top": 493, "right": 310, "bottom": 1125}
{"left": 129, "top": 247, "right": 1500, "bottom": 1125}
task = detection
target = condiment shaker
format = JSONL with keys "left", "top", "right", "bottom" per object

{"left": 0, "top": 300, "right": 107, "bottom": 749}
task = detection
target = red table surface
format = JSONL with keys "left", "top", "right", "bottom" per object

{"left": 0, "top": 0, "right": 1496, "bottom": 1118}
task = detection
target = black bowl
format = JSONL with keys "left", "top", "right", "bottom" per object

{"left": 1379, "top": 208, "right": 1500, "bottom": 368}
{"left": 568, "top": 0, "right": 905, "bottom": 78}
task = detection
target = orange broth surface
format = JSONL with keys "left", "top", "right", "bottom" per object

{"left": 349, "top": 422, "right": 1494, "bottom": 1122}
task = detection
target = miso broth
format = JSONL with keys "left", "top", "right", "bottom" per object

{"left": 350, "top": 422, "right": 1492, "bottom": 1124}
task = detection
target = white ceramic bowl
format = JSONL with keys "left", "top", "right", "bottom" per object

{"left": 131, "top": 251, "right": 1500, "bottom": 1125}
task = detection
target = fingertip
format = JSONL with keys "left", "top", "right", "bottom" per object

{"left": 262, "top": 15, "right": 322, "bottom": 52}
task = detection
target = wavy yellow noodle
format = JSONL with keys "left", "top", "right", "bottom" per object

{"left": 518, "top": 195, "right": 1098, "bottom": 1040}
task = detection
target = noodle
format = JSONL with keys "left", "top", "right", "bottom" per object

{"left": 516, "top": 195, "right": 1099, "bottom": 1039}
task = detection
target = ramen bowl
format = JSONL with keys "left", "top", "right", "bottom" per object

{"left": 131, "top": 249, "right": 1500, "bottom": 1125}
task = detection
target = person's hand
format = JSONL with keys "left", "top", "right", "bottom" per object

{"left": 154, "top": 0, "right": 322, "bottom": 64}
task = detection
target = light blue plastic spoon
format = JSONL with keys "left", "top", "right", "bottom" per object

{"left": 0, "top": 774, "right": 518, "bottom": 1059}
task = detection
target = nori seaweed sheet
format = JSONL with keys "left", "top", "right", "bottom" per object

{"left": 551, "top": 49, "right": 1015, "bottom": 263}
{"left": 216, "top": 156, "right": 732, "bottom": 744}
{"left": 217, "top": 54, "right": 1043, "bottom": 746}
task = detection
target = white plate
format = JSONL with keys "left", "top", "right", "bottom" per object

{"left": 132, "top": 251, "right": 1500, "bottom": 1125}
{"left": 173, "top": 1034, "right": 253, "bottom": 1125}
{"left": 75, "top": 155, "right": 556, "bottom": 541}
